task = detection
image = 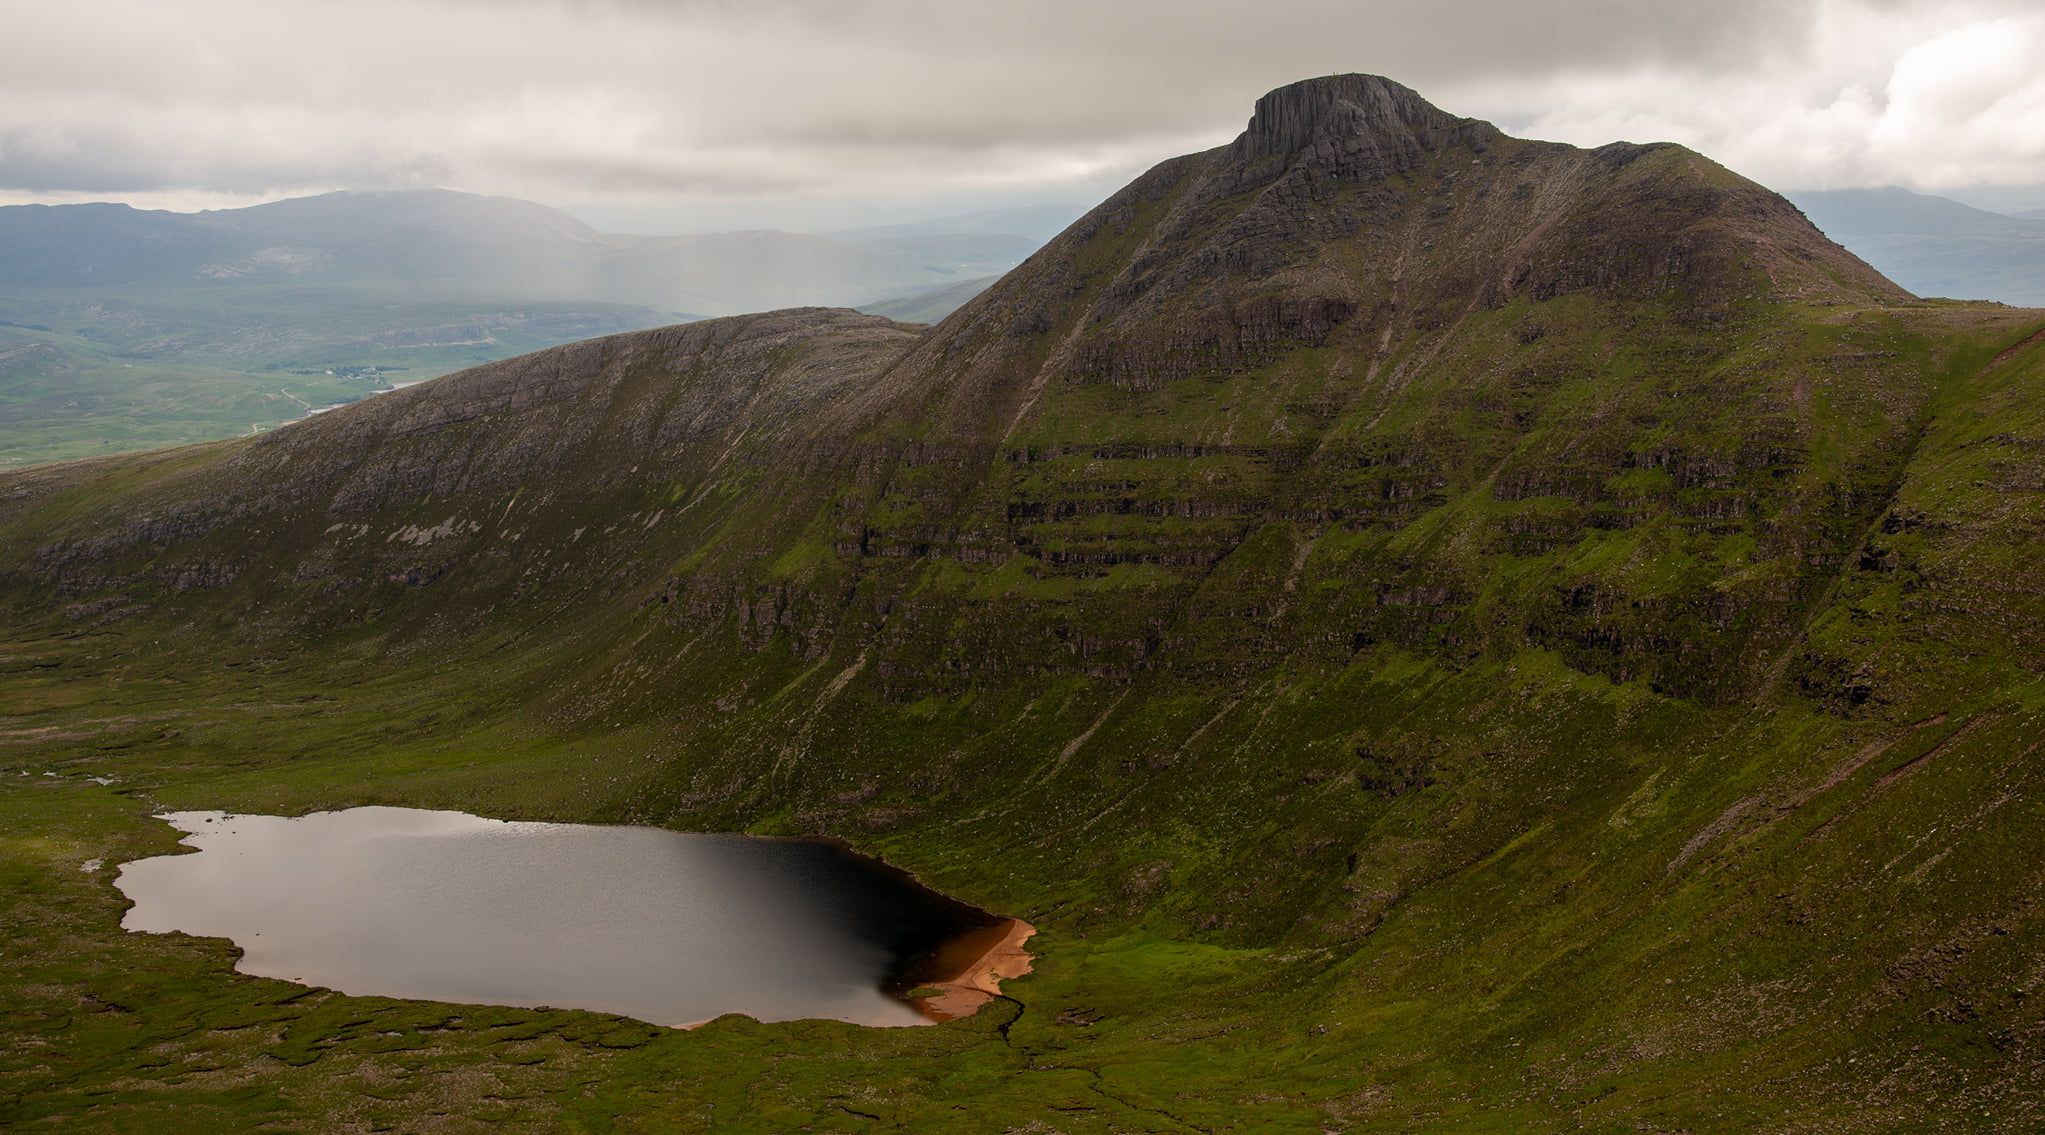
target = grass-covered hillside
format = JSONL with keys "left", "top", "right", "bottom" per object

{"left": 3, "top": 76, "right": 2043, "bottom": 1132}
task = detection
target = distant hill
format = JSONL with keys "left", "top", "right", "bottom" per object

{"left": 2016, "top": 207, "right": 2045, "bottom": 221}
{"left": 0, "top": 189, "right": 1045, "bottom": 314}
{"left": 856, "top": 275, "right": 1001, "bottom": 323}
{"left": 1786, "top": 187, "right": 2045, "bottom": 306}
{"left": 0, "top": 190, "right": 1062, "bottom": 463}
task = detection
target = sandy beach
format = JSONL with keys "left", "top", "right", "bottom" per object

{"left": 905, "top": 917, "right": 1037, "bottom": 1022}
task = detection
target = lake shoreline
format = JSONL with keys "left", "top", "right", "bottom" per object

{"left": 902, "top": 917, "right": 1037, "bottom": 1023}
{"left": 118, "top": 806, "right": 1022, "bottom": 1031}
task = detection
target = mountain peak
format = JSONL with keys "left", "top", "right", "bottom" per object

{"left": 903, "top": 74, "right": 1907, "bottom": 442}
{"left": 1232, "top": 73, "right": 1467, "bottom": 162}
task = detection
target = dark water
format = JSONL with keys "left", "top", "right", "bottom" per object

{"left": 116, "top": 807, "right": 995, "bottom": 1027}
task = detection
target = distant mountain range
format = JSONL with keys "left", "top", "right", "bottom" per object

{"left": 0, "top": 189, "right": 1060, "bottom": 315}
{"left": 1786, "top": 187, "right": 2045, "bottom": 307}
{"left": 0, "top": 191, "right": 1070, "bottom": 464}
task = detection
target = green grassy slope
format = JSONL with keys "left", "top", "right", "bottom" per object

{"left": 2, "top": 76, "right": 2043, "bottom": 1132}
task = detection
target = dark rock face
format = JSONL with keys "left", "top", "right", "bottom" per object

{"left": 1231, "top": 73, "right": 1469, "bottom": 171}
{"left": 1066, "top": 295, "right": 1358, "bottom": 389}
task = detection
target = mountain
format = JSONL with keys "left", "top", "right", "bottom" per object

{"left": 1787, "top": 186, "right": 2045, "bottom": 305}
{"left": 0, "top": 190, "right": 1057, "bottom": 465}
{"left": 2017, "top": 207, "right": 2045, "bottom": 221}
{"left": 5, "top": 75, "right": 2044, "bottom": 1132}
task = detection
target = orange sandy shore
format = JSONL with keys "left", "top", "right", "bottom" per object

{"left": 673, "top": 918, "right": 1035, "bottom": 1030}
{"left": 908, "top": 917, "right": 1037, "bottom": 1023}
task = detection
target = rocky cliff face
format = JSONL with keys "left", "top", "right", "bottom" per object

{"left": 1233, "top": 74, "right": 1464, "bottom": 163}
{"left": 4, "top": 76, "right": 2044, "bottom": 1129}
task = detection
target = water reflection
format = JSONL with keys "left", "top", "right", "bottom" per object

{"left": 117, "top": 807, "right": 1011, "bottom": 1027}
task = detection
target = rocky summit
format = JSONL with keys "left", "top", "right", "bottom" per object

{"left": 4, "top": 76, "right": 2043, "bottom": 1132}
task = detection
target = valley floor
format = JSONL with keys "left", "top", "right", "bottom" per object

{"left": 4, "top": 624, "right": 2037, "bottom": 1134}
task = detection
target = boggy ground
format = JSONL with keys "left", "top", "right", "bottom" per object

{"left": 3, "top": 569, "right": 2041, "bottom": 1133}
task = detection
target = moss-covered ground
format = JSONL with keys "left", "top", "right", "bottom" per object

{"left": 4, "top": 570, "right": 2040, "bottom": 1132}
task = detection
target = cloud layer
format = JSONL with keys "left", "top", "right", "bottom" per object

{"left": 1, "top": 0, "right": 2040, "bottom": 215}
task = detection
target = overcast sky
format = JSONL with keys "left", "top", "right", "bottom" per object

{"left": 2, "top": 0, "right": 2042, "bottom": 231}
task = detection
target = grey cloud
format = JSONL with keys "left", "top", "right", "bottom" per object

{"left": 0, "top": 0, "right": 2038, "bottom": 212}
